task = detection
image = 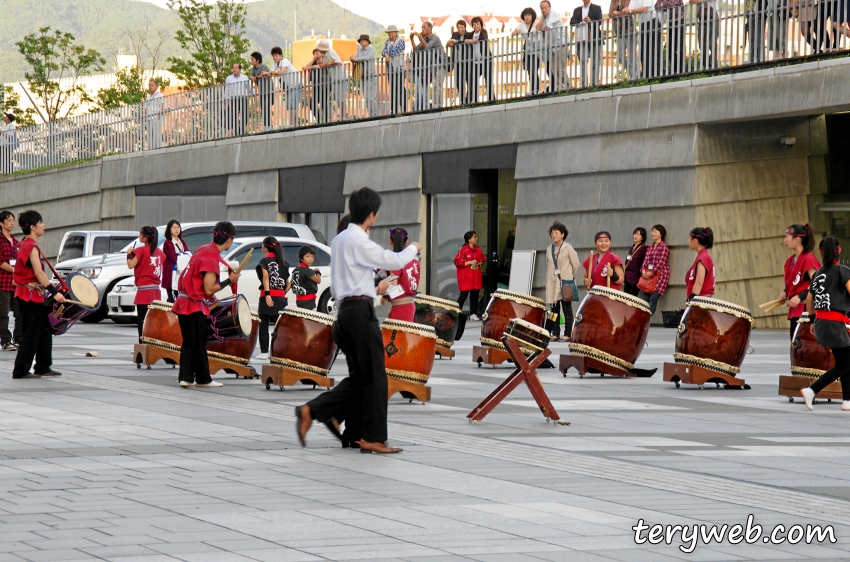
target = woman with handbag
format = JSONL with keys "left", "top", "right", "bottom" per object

{"left": 623, "top": 227, "right": 648, "bottom": 296}
{"left": 637, "top": 224, "right": 669, "bottom": 315}
{"left": 161, "top": 220, "right": 189, "bottom": 303}
{"left": 546, "top": 222, "right": 580, "bottom": 342}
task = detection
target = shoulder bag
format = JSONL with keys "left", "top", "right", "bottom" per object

{"left": 551, "top": 244, "right": 577, "bottom": 301}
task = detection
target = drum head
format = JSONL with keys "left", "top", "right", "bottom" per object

{"left": 69, "top": 274, "right": 99, "bottom": 308}
{"left": 236, "top": 296, "right": 253, "bottom": 337}
{"left": 510, "top": 317, "right": 549, "bottom": 337}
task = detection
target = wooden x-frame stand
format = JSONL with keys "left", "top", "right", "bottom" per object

{"left": 467, "top": 337, "right": 569, "bottom": 425}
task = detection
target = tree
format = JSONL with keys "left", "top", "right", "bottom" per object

{"left": 92, "top": 66, "right": 147, "bottom": 111}
{"left": 15, "top": 27, "right": 106, "bottom": 122}
{"left": 1, "top": 86, "right": 38, "bottom": 127}
{"left": 166, "top": 0, "right": 251, "bottom": 88}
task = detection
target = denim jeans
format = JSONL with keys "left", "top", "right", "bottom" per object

{"left": 638, "top": 290, "right": 660, "bottom": 316}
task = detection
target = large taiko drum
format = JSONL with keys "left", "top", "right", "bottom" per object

{"left": 141, "top": 300, "right": 260, "bottom": 366}
{"left": 674, "top": 296, "right": 754, "bottom": 376}
{"left": 414, "top": 295, "right": 463, "bottom": 349}
{"left": 382, "top": 319, "right": 437, "bottom": 385}
{"left": 569, "top": 286, "right": 651, "bottom": 372}
{"left": 790, "top": 313, "right": 848, "bottom": 377}
{"left": 480, "top": 289, "right": 547, "bottom": 353}
{"left": 270, "top": 308, "right": 337, "bottom": 379}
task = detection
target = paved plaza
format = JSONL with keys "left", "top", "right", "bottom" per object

{"left": 2, "top": 319, "right": 850, "bottom": 561}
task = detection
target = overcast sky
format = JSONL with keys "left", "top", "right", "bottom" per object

{"left": 135, "top": 0, "right": 585, "bottom": 27}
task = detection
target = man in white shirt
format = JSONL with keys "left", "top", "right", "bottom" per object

{"left": 0, "top": 113, "right": 16, "bottom": 175}
{"left": 623, "top": 0, "right": 661, "bottom": 78}
{"left": 536, "top": 0, "right": 569, "bottom": 92}
{"left": 351, "top": 34, "right": 379, "bottom": 118}
{"left": 297, "top": 187, "right": 421, "bottom": 454}
{"left": 144, "top": 79, "right": 164, "bottom": 150}
{"left": 224, "top": 63, "right": 252, "bottom": 135}
{"left": 263, "top": 46, "right": 301, "bottom": 128}
{"left": 316, "top": 39, "right": 347, "bottom": 121}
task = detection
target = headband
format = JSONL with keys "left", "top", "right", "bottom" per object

{"left": 267, "top": 241, "right": 278, "bottom": 248}
{"left": 389, "top": 227, "right": 408, "bottom": 240}
{"left": 594, "top": 232, "right": 610, "bottom": 241}
{"left": 214, "top": 230, "right": 235, "bottom": 239}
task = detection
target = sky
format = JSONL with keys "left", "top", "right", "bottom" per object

{"left": 135, "top": 0, "right": 585, "bottom": 27}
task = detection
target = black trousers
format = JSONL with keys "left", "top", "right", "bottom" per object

{"left": 297, "top": 299, "right": 317, "bottom": 310}
{"left": 0, "top": 289, "right": 21, "bottom": 344}
{"left": 13, "top": 298, "right": 52, "bottom": 377}
{"left": 457, "top": 289, "right": 480, "bottom": 317}
{"left": 177, "top": 312, "right": 212, "bottom": 385}
{"left": 136, "top": 304, "right": 148, "bottom": 342}
{"left": 546, "top": 300, "right": 574, "bottom": 338}
{"left": 259, "top": 313, "right": 273, "bottom": 353}
{"left": 790, "top": 318, "right": 799, "bottom": 339}
{"left": 811, "top": 346, "right": 850, "bottom": 401}
{"left": 307, "top": 300, "right": 387, "bottom": 443}
{"left": 623, "top": 282, "right": 640, "bottom": 296}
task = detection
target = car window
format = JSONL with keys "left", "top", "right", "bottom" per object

{"left": 282, "top": 244, "right": 300, "bottom": 266}
{"left": 181, "top": 229, "right": 213, "bottom": 252}
{"left": 231, "top": 244, "right": 263, "bottom": 271}
{"left": 58, "top": 235, "right": 85, "bottom": 262}
{"left": 235, "top": 227, "right": 265, "bottom": 239}
{"left": 110, "top": 237, "right": 137, "bottom": 252}
{"left": 92, "top": 236, "right": 110, "bottom": 256}
{"left": 266, "top": 226, "right": 298, "bottom": 239}
{"left": 310, "top": 228, "right": 327, "bottom": 245}
{"left": 314, "top": 247, "right": 331, "bottom": 266}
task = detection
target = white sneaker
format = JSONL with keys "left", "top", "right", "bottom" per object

{"left": 195, "top": 381, "right": 224, "bottom": 388}
{"left": 179, "top": 381, "right": 193, "bottom": 388}
{"left": 843, "top": 400, "right": 850, "bottom": 412}
{"left": 253, "top": 353, "right": 268, "bottom": 360}
{"left": 470, "top": 314, "right": 481, "bottom": 321}
{"left": 801, "top": 387, "right": 815, "bottom": 411}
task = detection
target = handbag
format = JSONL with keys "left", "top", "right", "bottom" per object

{"left": 637, "top": 273, "right": 658, "bottom": 294}
{"left": 551, "top": 244, "right": 577, "bottom": 301}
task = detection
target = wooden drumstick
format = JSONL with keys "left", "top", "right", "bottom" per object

{"left": 758, "top": 298, "right": 784, "bottom": 309}
{"left": 234, "top": 248, "right": 253, "bottom": 275}
{"left": 764, "top": 302, "right": 784, "bottom": 313}
{"left": 63, "top": 299, "right": 88, "bottom": 307}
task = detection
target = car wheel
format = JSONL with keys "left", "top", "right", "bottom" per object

{"left": 110, "top": 316, "right": 136, "bottom": 325}
{"left": 318, "top": 290, "right": 334, "bottom": 315}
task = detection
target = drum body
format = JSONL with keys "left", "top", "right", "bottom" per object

{"left": 504, "top": 318, "right": 550, "bottom": 353}
{"left": 382, "top": 319, "right": 437, "bottom": 384}
{"left": 480, "top": 289, "right": 547, "bottom": 352}
{"left": 270, "top": 308, "right": 337, "bottom": 377}
{"left": 208, "top": 294, "right": 252, "bottom": 342}
{"left": 414, "top": 295, "right": 462, "bottom": 348}
{"left": 569, "top": 286, "right": 651, "bottom": 371}
{"left": 141, "top": 301, "right": 183, "bottom": 351}
{"left": 674, "top": 297, "right": 754, "bottom": 376}
{"left": 207, "top": 313, "right": 260, "bottom": 366}
{"left": 790, "top": 314, "right": 844, "bottom": 377}
{"left": 49, "top": 273, "right": 101, "bottom": 336}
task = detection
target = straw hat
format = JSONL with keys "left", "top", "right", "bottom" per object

{"left": 316, "top": 39, "right": 330, "bottom": 52}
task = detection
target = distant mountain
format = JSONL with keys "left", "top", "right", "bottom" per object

{"left": 0, "top": 0, "right": 384, "bottom": 84}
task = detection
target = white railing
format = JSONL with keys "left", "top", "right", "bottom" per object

{"left": 2, "top": 0, "right": 849, "bottom": 175}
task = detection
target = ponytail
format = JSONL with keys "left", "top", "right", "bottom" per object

{"left": 689, "top": 226, "right": 714, "bottom": 250}
{"left": 390, "top": 227, "right": 408, "bottom": 252}
{"left": 140, "top": 226, "right": 158, "bottom": 253}
{"left": 787, "top": 223, "right": 815, "bottom": 254}
{"left": 263, "top": 236, "right": 285, "bottom": 269}
{"left": 819, "top": 236, "right": 840, "bottom": 268}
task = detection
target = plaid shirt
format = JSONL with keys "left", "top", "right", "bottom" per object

{"left": 642, "top": 241, "right": 670, "bottom": 295}
{"left": 0, "top": 233, "right": 19, "bottom": 292}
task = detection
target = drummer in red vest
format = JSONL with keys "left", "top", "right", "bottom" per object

{"left": 779, "top": 223, "right": 819, "bottom": 339}
{"left": 385, "top": 227, "right": 420, "bottom": 322}
{"left": 582, "top": 231, "right": 625, "bottom": 290}
{"left": 685, "top": 227, "right": 716, "bottom": 299}
{"left": 11, "top": 210, "right": 66, "bottom": 379}
{"left": 173, "top": 221, "right": 240, "bottom": 388}
{"left": 127, "top": 226, "right": 165, "bottom": 343}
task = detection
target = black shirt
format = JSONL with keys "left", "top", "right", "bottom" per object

{"left": 291, "top": 264, "right": 319, "bottom": 298}
{"left": 811, "top": 263, "right": 850, "bottom": 314}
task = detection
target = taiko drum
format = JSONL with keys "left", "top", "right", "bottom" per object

{"left": 414, "top": 295, "right": 463, "bottom": 349}
{"left": 382, "top": 319, "right": 437, "bottom": 385}
{"left": 269, "top": 308, "right": 337, "bottom": 377}
{"left": 790, "top": 313, "right": 847, "bottom": 377}
{"left": 674, "top": 297, "right": 754, "bottom": 376}
{"left": 480, "top": 289, "right": 547, "bottom": 353}
{"left": 569, "top": 286, "right": 651, "bottom": 373}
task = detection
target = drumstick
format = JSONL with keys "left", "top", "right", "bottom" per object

{"left": 764, "top": 302, "right": 784, "bottom": 313}
{"left": 758, "top": 298, "right": 784, "bottom": 309}
{"left": 234, "top": 248, "right": 253, "bottom": 275}
{"left": 63, "top": 299, "right": 88, "bottom": 307}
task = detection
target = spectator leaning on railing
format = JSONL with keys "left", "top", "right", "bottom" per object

{"left": 263, "top": 46, "right": 301, "bottom": 128}
{"left": 351, "top": 34, "right": 379, "bottom": 118}
{"left": 571, "top": 0, "right": 603, "bottom": 87}
{"left": 609, "top": 0, "right": 637, "bottom": 80}
{"left": 381, "top": 25, "right": 407, "bottom": 115}
{"left": 513, "top": 8, "right": 542, "bottom": 95}
{"left": 469, "top": 17, "right": 495, "bottom": 102}
{"left": 623, "top": 0, "right": 661, "bottom": 78}
{"left": 144, "top": 79, "right": 164, "bottom": 150}
{"left": 0, "top": 114, "right": 17, "bottom": 175}
{"left": 224, "top": 63, "right": 252, "bottom": 135}
{"left": 411, "top": 22, "right": 448, "bottom": 111}
{"left": 316, "top": 39, "right": 346, "bottom": 121}
{"left": 537, "top": 0, "right": 568, "bottom": 93}
{"left": 303, "top": 49, "right": 329, "bottom": 124}
{"left": 249, "top": 52, "right": 273, "bottom": 131}
{"left": 448, "top": 20, "right": 473, "bottom": 104}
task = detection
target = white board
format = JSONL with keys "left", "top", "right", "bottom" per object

{"left": 508, "top": 250, "right": 536, "bottom": 295}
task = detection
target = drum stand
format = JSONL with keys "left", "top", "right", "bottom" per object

{"left": 133, "top": 343, "right": 257, "bottom": 379}
{"left": 467, "top": 337, "right": 568, "bottom": 425}
{"left": 436, "top": 344, "right": 455, "bottom": 359}
{"left": 778, "top": 375, "right": 839, "bottom": 402}
{"left": 472, "top": 344, "right": 512, "bottom": 367}
{"left": 261, "top": 364, "right": 335, "bottom": 391}
{"left": 663, "top": 362, "right": 750, "bottom": 390}
{"left": 559, "top": 354, "right": 632, "bottom": 378}
{"left": 388, "top": 377, "right": 432, "bottom": 403}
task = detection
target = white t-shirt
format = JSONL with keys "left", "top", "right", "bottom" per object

{"left": 224, "top": 73, "right": 251, "bottom": 98}
{"left": 322, "top": 49, "right": 346, "bottom": 81}
{"left": 630, "top": 0, "right": 658, "bottom": 23}
{"left": 272, "top": 57, "right": 301, "bottom": 87}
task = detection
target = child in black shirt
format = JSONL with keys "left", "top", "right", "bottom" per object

{"left": 291, "top": 246, "right": 322, "bottom": 310}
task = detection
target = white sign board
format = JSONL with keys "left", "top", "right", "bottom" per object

{"left": 508, "top": 250, "right": 536, "bottom": 295}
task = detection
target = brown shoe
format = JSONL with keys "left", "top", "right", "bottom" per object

{"left": 295, "top": 405, "right": 312, "bottom": 447}
{"left": 359, "top": 440, "right": 402, "bottom": 454}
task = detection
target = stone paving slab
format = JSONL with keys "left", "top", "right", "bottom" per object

{"left": 1, "top": 322, "right": 850, "bottom": 560}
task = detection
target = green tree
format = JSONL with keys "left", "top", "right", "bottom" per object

{"left": 166, "top": 0, "right": 251, "bottom": 88}
{"left": 1, "top": 86, "right": 37, "bottom": 127}
{"left": 92, "top": 66, "right": 147, "bottom": 111}
{"left": 15, "top": 27, "right": 106, "bottom": 122}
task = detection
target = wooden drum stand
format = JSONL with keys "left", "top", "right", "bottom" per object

{"left": 261, "top": 363, "right": 335, "bottom": 391}
{"left": 472, "top": 344, "right": 513, "bottom": 367}
{"left": 559, "top": 354, "right": 632, "bottom": 378}
{"left": 662, "top": 361, "right": 750, "bottom": 390}
{"left": 467, "top": 337, "right": 568, "bottom": 425}
{"left": 133, "top": 342, "right": 257, "bottom": 379}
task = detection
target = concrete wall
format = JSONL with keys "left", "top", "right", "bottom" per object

{"left": 3, "top": 58, "right": 849, "bottom": 323}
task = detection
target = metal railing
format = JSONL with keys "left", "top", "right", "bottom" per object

{"left": 2, "top": 0, "right": 849, "bottom": 175}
